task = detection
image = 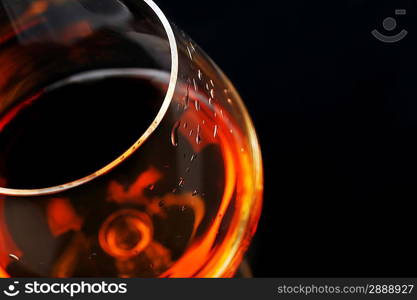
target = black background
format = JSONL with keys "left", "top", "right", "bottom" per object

{"left": 157, "top": 0, "right": 417, "bottom": 277}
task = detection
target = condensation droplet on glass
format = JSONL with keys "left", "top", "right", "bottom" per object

{"left": 198, "top": 69, "right": 202, "bottom": 80}
{"left": 194, "top": 100, "right": 200, "bottom": 111}
{"left": 227, "top": 98, "right": 233, "bottom": 104}
{"left": 193, "top": 78, "right": 198, "bottom": 92}
{"left": 147, "top": 184, "right": 155, "bottom": 191}
{"left": 210, "top": 89, "right": 215, "bottom": 99}
{"left": 240, "top": 148, "right": 245, "bottom": 153}
{"left": 209, "top": 97, "right": 213, "bottom": 105}
{"left": 186, "top": 46, "right": 193, "bottom": 60}
{"left": 210, "top": 80, "right": 215, "bottom": 87}
{"left": 202, "top": 120, "right": 206, "bottom": 125}
{"left": 196, "top": 125, "right": 202, "bottom": 144}
{"left": 190, "top": 154, "right": 197, "bottom": 162}
{"left": 205, "top": 83, "right": 210, "bottom": 91}
{"left": 189, "top": 41, "right": 196, "bottom": 52}
{"left": 9, "top": 254, "right": 19, "bottom": 261}
{"left": 180, "top": 205, "right": 187, "bottom": 212}
{"left": 170, "top": 121, "right": 181, "bottom": 147}
{"left": 196, "top": 134, "right": 202, "bottom": 145}
{"left": 178, "top": 177, "right": 185, "bottom": 187}
{"left": 189, "top": 129, "right": 194, "bottom": 137}
{"left": 192, "top": 190, "right": 199, "bottom": 197}
{"left": 183, "top": 122, "right": 188, "bottom": 129}
{"left": 184, "top": 83, "right": 190, "bottom": 110}
{"left": 213, "top": 125, "right": 219, "bottom": 138}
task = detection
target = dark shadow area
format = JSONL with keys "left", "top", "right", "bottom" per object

{"left": 158, "top": 0, "right": 417, "bottom": 277}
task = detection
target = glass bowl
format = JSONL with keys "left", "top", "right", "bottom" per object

{"left": 0, "top": 0, "right": 263, "bottom": 278}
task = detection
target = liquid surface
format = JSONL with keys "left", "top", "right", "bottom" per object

{"left": 0, "top": 70, "right": 165, "bottom": 189}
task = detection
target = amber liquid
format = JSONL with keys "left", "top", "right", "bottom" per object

{"left": 0, "top": 69, "right": 254, "bottom": 277}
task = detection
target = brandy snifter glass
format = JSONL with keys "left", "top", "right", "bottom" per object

{"left": 0, "top": 0, "right": 263, "bottom": 278}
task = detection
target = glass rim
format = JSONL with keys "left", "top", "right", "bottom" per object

{"left": 0, "top": 0, "right": 179, "bottom": 196}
